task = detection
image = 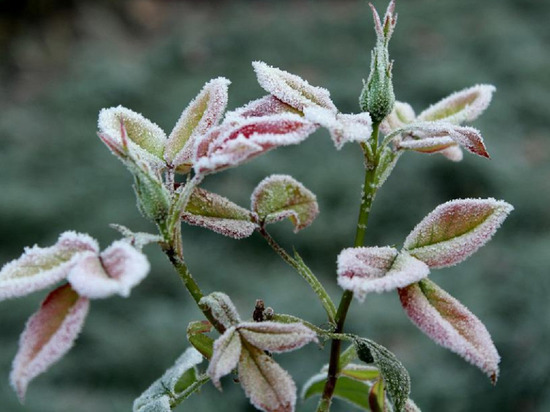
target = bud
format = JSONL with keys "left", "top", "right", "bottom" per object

{"left": 359, "top": 1, "right": 397, "bottom": 123}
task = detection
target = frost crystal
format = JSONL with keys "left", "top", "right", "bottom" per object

{"left": 0, "top": 231, "right": 98, "bottom": 301}
{"left": 10, "top": 283, "right": 89, "bottom": 401}
{"left": 399, "top": 279, "right": 500, "bottom": 382}
{"left": 337, "top": 247, "right": 429, "bottom": 301}
{"left": 403, "top": 198, "right": 513, "bottom": 268}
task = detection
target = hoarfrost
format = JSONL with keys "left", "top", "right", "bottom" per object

{"left": 237, "top": 321, "right": 318, "bottom": 353}
{"left": 207, "top": 327, "right": 242, "bottom": 390}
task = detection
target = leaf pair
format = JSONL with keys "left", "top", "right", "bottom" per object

{"left": 0, "top": 231, "right": 151, "bottom": 401}
{"left": 380, "top": 84, "right": 496, "bottom": 161}
{"left": 182, "top": 174, "right": 318, "bottom": 239}
{"left": 201, "top": 292, "right": 317, "bottom": 412}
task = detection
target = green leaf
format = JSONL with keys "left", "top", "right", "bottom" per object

{"left": 302, "top": 373, "right": 372, "bottom": 409}
{"left": 368, "top": 379, "right": 385, "bottom": 412}
{"left": 354, "top": 337, "right": 410, "bottom": 412}
{"left": 187, "top": 320, "right": 214, "bottom": 359}
{"left": 251, "top": 174, "right": 319, "bottom": 232}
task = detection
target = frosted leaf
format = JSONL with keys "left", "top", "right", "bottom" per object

{"left": 380, "top": 101, "right": 415, "bottom": 135}
{"left": 337, "top": 247, "right": 429, "bottom": 301}
{"left": 304, "top": 107, "right": 372, "bottom": 149}
{"left": 339, "top": 364, "right": 380, "bottom": 382}
{"left": 0, "top": 231, "right": 98, "bottom": 301}
{"left": 398, "top": 136, "right": 456, "bottom": 153}
{"left": 182, "top": 187, "right": 257, "bottom": 239}
{"left": 98, "top": 106, "right": 167, "bottom": 168}
{"left": 133, "top": 347, "right": 204, "bottom": 412}
{"left": 207, "top": 326, "right": 242, "bottom": 390}
{"left": 398, "top": 279, "right": 500, "bottom": 383}
{"left": 439, "top": 145, "right": 463, "bottom": 162}
{"left": 405, "top": 398, "right": 422, "bottom": 412}
{"left": 403, "top": 198, "right": 514, "bottom": 268}
{"left": 199, "top": 292, "right": 241, "bottom": 329}
{"left": 194, "top": 114, "right": 317, "bottom": 175}
{"left": 251, "top": 174, "right": 319, "bottom": 232}
{"left": 67, "top": 241, "right": 150, "bottom": 299}
{"left": 252, "top": 61, "right": 337, "bottom": 112}
{"left": 109, "top": 224, "right": 162, "bottom": 250}
{"left": 417, "top": 85, "right": 496, "bottom": 125}
{"left": 165, "top": 77, "right": 231, "bottom": 172}
{"left": 238, "top": 345, "right": 296, "bottom": 412}
{"left": 227, "top": 95, "right": 300, "bottom": 120}
{"left": 237, "top": 321, "right": 317, "bottom": 353}
{"left": 371, "top": 0, "right": 397, "bottom": 42}
{"left": 10, "top": 283, "right": 89, "bottom": 402}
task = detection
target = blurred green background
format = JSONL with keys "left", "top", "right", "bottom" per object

{"left": 0, "top": 0, "right": 548, "bottom": 411}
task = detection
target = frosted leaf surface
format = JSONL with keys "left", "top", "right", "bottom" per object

{"left": 98, "top": 106, "right": 167, "bottom": 167}
{"left": 165, "top": 77, "right": 230, "bottom": 171}
{"left": 10, "top": 283, "right": 89, "bottom": 401}
{"left": 398, "top": 279, "right": 500, "bottom": 382}
{"left": 252, "top": 61, "right": 337, "bottom": 112}
{"left": 194, "top": 114, "right": 317, "bottom": 175}
{"left": 417, "top": 85, "right": 496, "bottom": 125}
{"left": 337, "top": 247, "right": 429, "bottom": 301}
{"left": 398, "top": 136, "right": 456, "bottom": 153}
{"left": 207, "top": 327, "right": 242, "bottom": 390}
{"left": 404, "top": 398, "right": 422, "bottom": 412}
{"left": 133, "top": 347, "right": 204, "bottom": 412}
{"left": 182, "top": 187, "right": 257, "bottom": 239}
{"left": 0, "top": 232, "right": 98, "bottom": 301}
{"left": 227, "top": 95, "right": 300, "bottom": 120}
{"left": 439, "top": 145, "right": 464, "bottom": 162}
{"left": 67, "top": 241, "right": 150, "bottom": 299}
{"left": 237, "top": 321, "right": 318, "bottom": 353}
{"left": 403, "top": 198, "right": 513, "bottom": 268}
{"left": 109, "top": 224, "right": 162, "bottom": 250}
{"left": 199, "top": 292, "right": 241, "bottom": 329}
{"left": 251, "top": 174, "right": 318, "bottom": 232}
{"left": 304, "top": 107, "right": 372, "bottom": 149}
{"left": 380, "top": 101, "right": 415, "bottom": 135}
{"left": 238, "top": 345, "right": 296, "bottom": 412}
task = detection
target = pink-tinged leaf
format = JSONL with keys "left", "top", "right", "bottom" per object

{"left": 403, "top": 198, "right": 513, "bottom": 268}
{"left": 380, "top": 101, "right": 415, "bottom": 135}
{"left": 304, "top": 107, "right": 372, "bottom": 149}
{"left": 252, "top": 61, "right": 337, "bottom": 113}
{"left": 67, "top": 241, "right": 150, "bottom": 299}
{"left": 417, "top": 84, "right": 496, "bottom": 125}
{"left": 447, "top": 125, "right": 489, "bottom": 158}
{"left": 207, "top": 326, "right": 242, "bottom": 390}
{"left": 237, "top": 321, "right": 317, "bottom": 353}
{"left": 371, "top": 0, "right": 397, "bottom": 41}
{"left": 238, "top": 345, "right": 296, "bottom": 412}
{"left": 199, "top": 292, "right": 241, "bottom": 329}
{"left": 227, "top": 95, "right": 300, "bottom": 120}
{"left": 165, "top": 77, "right": 231, "bottom": 171}
{"left": 439, "top": 145, "right": 464, "bottom": 162}
{"left": 10, "top": 283, "right": 89, "bottom": 401}
{"left": 0, "top": 232, "right": 98, "bottom": 301}
{"left": 337, "top": 247, "right": 430, "bottom": 301}
{"left": 398, "top": 279, "right": 500, "bottom": 382}
{"left": 251, "top": 174, "right": 319, "bottom": 232}
{"left": 194, "top": 114, "right": 317, "bottom": 175}
{"left": 98, "top": 106, "right": 167, "bottom": 166}
{"left": 398, "top": 136, "right": 456, "bottom": 153}
{"left": 182, "top": 187, "right": 257, "bottom": 239}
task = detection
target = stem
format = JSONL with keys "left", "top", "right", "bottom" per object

{"left": 259, "top": 227, "right": 337, "bottom": 324}
{"left": 318, "top": 123, "right": 381, "bottom": 411}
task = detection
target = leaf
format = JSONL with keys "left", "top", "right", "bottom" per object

{"left": 199, "top": 292, "right": 241, "bottom": 329}
{"left": 340, "top": 364, "right": 380, "bottom": 382}
{"left": 252, "top": 61, "right": 337, "bottom": 113}
{"left": 193, "top": 114, "right": 317, "bottom": 175}
{"left": 354, "top": 337, "right": 411, "bottom": 412}
{"left": 251, "top": 174, "right": 319, "bottom": 232}
{"left": 237, "top": 321, "right": 318, "bottom": 353}
{"left": 337, "top": 247, "right": 430, "bottom": 301}
{"left": 182, "top": 187, "right": 257, "bottom": 239}
{"left": 67, "top": 241, "right": 150, "bottom": 299}
{"left": 398, "top": 279, "right": 500, "bottom": 383}
{"left": 301, "top": 372, "right": 372, "bottom": 410}
{"left": 207, "top": 326, "right": 242, "bottom": 390}
{"left": 227, "top": 95, "right": 300, "bottom": 119}
{"left": 405, "top": 398, "right": 422, "bottom": 412}
{"left": 369, "top": 379, "right": 386, "bottom": 412}
{"left": 133, "top": 347, "right": 206, "bottom": 412}
{"left": 109, "top": 224, "right": 163, "bottom": 250}
{"left": 165, "top": 77, "right": 231, "bottom": 171}
{"left": 403, "top": 198, "right": 514, "bottom": 268}
{"left": 10, "top": 283, "right": 89, "bottom": 401}
{"left": 187, "top": 320, "right": 214, "bottom": 359}
{"left": 238, "top": 344, "right": 296, "bottom": 412}
{"left": 98, "top": 106, "right": 167, "bottom": 166}
{"left": 380, "top": 101, "right": 416, "bottom": 135}
{"left": 417, "top": 84, "right": 496, "bottom": 125}
{"left": 0, "top": 231, "right": 98, "bottom": 301}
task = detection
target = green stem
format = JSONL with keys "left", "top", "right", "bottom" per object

{"left": 318, "top": 123, "right": 381, "bottom": 411}
{"left": 259, "top": 227, "right": 337, "bottom": 324}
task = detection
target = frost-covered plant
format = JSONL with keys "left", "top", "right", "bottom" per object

{"left": 0, "top": 1, "right": 513, "bottom": 411}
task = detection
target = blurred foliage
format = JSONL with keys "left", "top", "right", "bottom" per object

{"left": 0, "top": 0, "right": 549, "bottom": 411}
